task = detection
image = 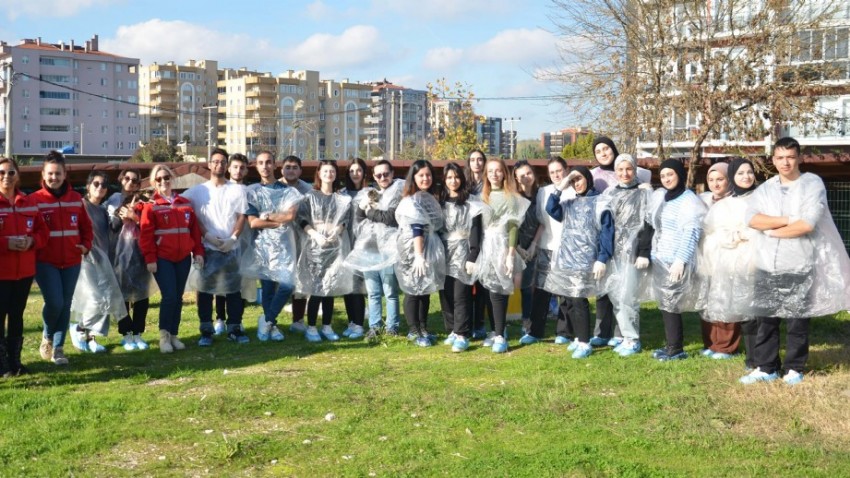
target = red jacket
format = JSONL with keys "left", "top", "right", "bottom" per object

{"left": 0, "top": 189, "right": 49, "bottom": 280}
{"left": 139, "top": 192, "right": 204, "bottom": 264}
{"left": 29, "top": 181, "right": 93, "bottom": 269}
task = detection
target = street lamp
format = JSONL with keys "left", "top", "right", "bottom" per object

{"left": 503, "top": 117, "right": 521, "bottom": 159}
{"left": 202, "top": 104, "right": 217, "bottom": 160}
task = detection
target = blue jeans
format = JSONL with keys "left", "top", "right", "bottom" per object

{"left": 363, "top": 266, "right": 400, "bottom": 331}
{"left": 260, "top": 279, "right": 294, "bottom": 326}
{"left": 35, "top": 262, "right": 81, "bottom": 348}
{"left": 153, "top": 257, "right": 191, "bottom": 335}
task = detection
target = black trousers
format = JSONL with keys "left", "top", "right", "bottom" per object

{"left": 741, "top": 319, "right": 758, "bottom": 369}
{"left": 529, "top": 289, "right": 572, "bottom": 339}
{"left": 343, "top": 294, "right": 365, "bottom": 326}
{"left": 307, "top": 296, "right": 335, "bottom": 326}
{"left": 404, "top": 294, "right": 431, "bottom": 335}
{"left": 118, "top": 298, "right": 149, "bottom": 335}
{"left": 489, "top": 291, "right": 509, "bottom": 336}
{"left": 199, "top": 292, "right": 243, "bottom": 326}
{"left": 292, "top": 297, "right": 307, "bottom": 322}
{"left": 661, "top": 310, "right": 684, "bottom": 353}
{"left": 593, "top": 294, "right": 621, "bottom": 338}
{"left": 754, "top": 317, "right": 809, "bottom": 374}
{"left": 564, "top": 297, "right": 591, "bottom": 343}
{"left": 0, "top": 277, "right": 34, "bottom": 339}
{"left": 439, "top": 276, "right": 472, "bottom": 337}
{"left": 471, "top": 281, "right": 493, "bottom": 332}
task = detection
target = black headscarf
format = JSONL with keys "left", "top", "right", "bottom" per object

{"left": 592, "top": 136, "right": 619, "bottom": 171}
{"left": 571, "top": 166, "right": 595, "bottom": 197}
{"left": 728, "top": 158, "right": 757, "bottom": 197}
{"left": 659, "top": 159, "right": 687, "bottom": 202}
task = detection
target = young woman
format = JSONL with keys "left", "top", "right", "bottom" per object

{"left": 544, "top": 166, "right": 614, "bottom": 359}
{"left": 339, "top": 158, "right": 368, "bottom": 340}
{"left": 439, "top": 162, "right": 482, "bottom": 352}
{"left": 647, "top": 159, "right": 706, "bottom": 361}
{"left": 697, "top": 159, "right": 758, "bottom": 365}
{"left": 601, "top": 154, "right": 653, "bottom": 357}
{"left": 476, "top": 158, "right": 531, "bottom": 353}
{"left": 394, "top": 160, "right": 445, "bottom": 347}
{"left": 513, "top": 160, "right": 541, "bottom": 336}
{"left": 466, "top": 149, "right": 491, "bottom": 340}
{"left": 0, "top": 157, "right": 47, "bottom": 375}
{"left": 139, "top": 164, "right": 204, "bottom": 353}
{"left": 698, "top": 162, "right": 731, "bottom": 208}
{"left": 30, "top": 152, "right": 93, "bottom": 365}
{"left": 70, "top": 172, "right": 126, "bottom": 353}
{"left": 466, "top": 149, "right": 486, "bottom": 196}
{"left": 106, "top": 169, "right": 155, "bottom": 351}
{"left": 296, "top": 160, "right": 354, "bottom": 343}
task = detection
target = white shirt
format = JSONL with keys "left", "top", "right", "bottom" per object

{"left": 182, "top": 180, "right": 248, "bottom": 250}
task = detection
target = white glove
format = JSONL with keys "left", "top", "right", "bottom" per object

{"left": 325, "top": 228, "right": 341, "bottom": 244}
{"left": 638, "top": 183, "right": 653, "bottom": 190}
{"left": 412, "top": 254, "right": 427, "bottom": 277}
{"left": 146, "top": 262, "right": 157, "bottom": 274}
{"left": 193, "top": 255, "right": 204, "bottom": 269}
{"left": 465, "top": 261, "right": 476, "bottom": 276}
{"left": 359, "top": 196, "right": 372, "bottom": 211}
{"left": 505, "top": 252, "right": 515, "bottom": 276}
{"left": 219, "top": 234, "right": 238, "bottom": 252}
{"left": 634, "top": 257, "right": 649, "bottom": 270}
{"left": 668, "top": 259, "right": 685, "bottom": 282}
{"left": 592, "top": 261, "right": 606, "bottom": 281}
{"left": 204, "top": 232, "right": 224, "bottom": 248}
{"left": 308, "top": 229, "right": 328, "bottom": 247}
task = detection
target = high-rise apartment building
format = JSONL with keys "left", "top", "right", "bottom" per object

{"left": 366, "top": 80, "right": 428, "bottom": 160}
{"left": 475, "top": 116, "right": 503, "bottom": 158}
{"left": 0, "top": 35, "right": 140, "bottom": 156}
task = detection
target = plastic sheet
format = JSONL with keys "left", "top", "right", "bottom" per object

{"left": 187, "top": 249, "right": 243, "bottom": 295}
{"left": 113, "top": 221, "right": 158, "bottom": 302}
{"left": 343, "top": 179, "right": 404, "bottom": 273}
{"left": 294, "top": 191, "right": 354, "bottom": 297}
{"left": 240, "top": 185, "right": 303, "bottom": 285}
{"left": 71, "top": 246, "right": 127, "bottom": 336}
{"left": 394, "top": 192, "right": 446, "bottom": 295}
{"left": 601, "top": 186, "right": 653, "bottom": 308}
{"left": 441, "top": 198, "right": 483, "bottom": 285}
{"left": 473, "top": 192, "right": 530, "bottom": 295}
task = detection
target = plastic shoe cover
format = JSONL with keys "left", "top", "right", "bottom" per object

{"left": 290, "top": 321, "right": 308, "bottom": 334}
{"left": 214, "top": 319, "right": 226, "bottom": 336}
{"left": 348, "top": 325, "right": 364, "bottom": 340}
{"left": 414, "top": 336, "right": 432, "bottom": 347}
{"left": 740, "top": 368, "right": 779, "bottom": 384}
{"left": 588, "top": 336, "right": 608, "bottom": 347}
{"left": 443, "top": 332, "right": 458, "bottom": 346}
{"left": 121, "top": 333, "right": 137, "bottom": 351}
{"left": 782, "top": 370, "right": 803, "bottom": 385}
{"left": 320, "top": 326, "right": 340, "bottom": 341}
{"left": 491, "top": 336, "right": 508, "bottom": 354}
{"left": 607, "top": 337, "right": 624, "bottom": 348}
{"left": 711, "top": 352, "right": 735, "bottom": 360}
{"left": 617, "top": 340, "right": 641, "bottom": 357}
{"left": 341, "top": 323, "right": 355, "bottom": 338}
{"left": 71, "top": 329, "right": 89, "bottom": 353}
{"left": 572, "top": 343, "right": 593, "bottom": 359}
{"left": 567, "top": 338, "right": 579, "bottom": 351}
{"left": 451, "top": 337, "right": 470, "bottom": 352}
{"left": 305, "top": 327, "right": 323, "bottom": 343}
{"left": 701, "top": 348, "right": 714, "bottom": 357}
{"left": 198, "top": 334, "right": 214, "bottom": 347}
{"left": 269, "top": 325, "right": 285, "bottom": 342}
{"left": 518, "top": 334, "right": 539, "bottom": 345}
{"left": 133, "top": 335, "right": 149, "bottom": 350}
{"left": 87, "top": 338, "right": 106, "bottom": 353}
{"left": 257, "top": 314, "right": 271, "bottom": 341}
{"left": 471, "top": 328, "right": 488, "bottom": 340}
{"left": 482, "top": 332, "right": 497, "bottom": 347}
{"left": 657, "top": 350, "right": 688, "bottom": 362}
{"left": 554, "top": 336, "right": 570, "bottom": 345}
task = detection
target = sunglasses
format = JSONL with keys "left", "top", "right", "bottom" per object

{"left": 154, "top": 175, "right": 172, "bottom": 183}
{"left": 123, "top": 176, "right": 140, "bottom": 184}
{"left": 374, "top": 172, "right": 391, "bottom": 179}
{"left": 0, "top": 170, "right": 17, "bottom": 177}
{"left": 90, "top": 181, "right": 107, "bottom": 188}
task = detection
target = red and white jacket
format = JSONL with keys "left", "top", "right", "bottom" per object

{"left": 29, "top": 181, "right": 93, "bottom": 269}
{"left": 139, "top": 191, "right": 204, "bottom": 264}
{"left": 0, "top": 189, "right": 49, "bottom": 280}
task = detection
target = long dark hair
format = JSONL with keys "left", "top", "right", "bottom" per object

{"left": 465, "top": 148, "right": 486, "bottom": 186}
{"left": 512, "top": 159, "right": 538, "bottom": 199}
{"left": 439, "top": 162, "right": 469, "bottom": 206}
{"left": 344, "top": 157, "right": 369, "bottom": 192}
{"left": 402, "top": 160, "right": 437, "bottom": 198}
{"left": 85, "top": 170, "right": 108, "bottom": 202}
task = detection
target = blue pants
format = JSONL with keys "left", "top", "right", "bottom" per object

{"left": 35, "top": 262, "right": 81, "bottom": 348}
{"left": 153, "top": 257, "right": 191, "bottom": 335}
{"left": 260, "top": 279, "right": 293, "bottom": 326}
{"left": 363, "top": 266, "right": 400, "bottom": 331}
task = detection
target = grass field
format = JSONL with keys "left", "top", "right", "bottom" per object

{"left": 1, "top": 289, "right": 849, "bottom": 477}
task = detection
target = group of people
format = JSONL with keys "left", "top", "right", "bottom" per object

{"left": 0, "top": 136, "right": 847, "bottom": 386}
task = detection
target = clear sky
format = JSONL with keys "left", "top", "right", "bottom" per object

{"left": 0, "top": 0, "right": 579, "bottom": 140}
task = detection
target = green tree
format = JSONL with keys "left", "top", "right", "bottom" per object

{"left": 516, "top": 140, "right": 545, "bottom": 160}
{"left": 130, "top": 139, "right": 177, "bottom": 163}
{"left": 426, "top": 78, "right": 484, "bottom": 161}
{"left": 561, "top": 133, "right": 596, "bottom": 160}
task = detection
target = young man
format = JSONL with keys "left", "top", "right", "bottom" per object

{"left": 741, "top": 137, "right": 850, "bottom": 385}
{"left": 182, "top": 148, "right": 249, "bottom": 345}
{"left": 279, "top": 155, "right": 312, "bottom": 333}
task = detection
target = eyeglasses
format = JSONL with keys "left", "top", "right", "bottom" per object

{"left": 209, "top": 160, "right": 226, "bottom": 166}
{"left": 90, "top": 181, "right": 106, "bottom": 188}
{"left": 374, "top": 172, "right": 391, "bottom": 179}
{"left": 122, "top": 176, "right": 140, "bottom": 184}
{"left": 0, "top": 170, "right": 17, "bottom": 178}
{"left": 154, "top": 175, "right": 171, "bottom": 183}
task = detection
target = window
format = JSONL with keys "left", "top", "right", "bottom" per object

{"left": 101, "top": 141, "right": 108, "bottom": 149}
{"left": 21, "top": 56, "right": 29, "bottom": 64}
{"left": 41, "top": 140, "right": 67, "bottom": 149}
{"left": 100, "top": 62, "right": 107, "bottom": 71}
{"left": 40, "top": 108, "right": 71, "bottom": 116}
{"left": 115, "top": 64, "right": 122, "bottom": 72}
{"left": 22, "top": 89, "right": 30, "bottom": 98}
{"left": 333, "top": 127, "right": 340, "bottom": 136}
{"left": 333, "top": 89, "right": 339, "bottom": 97}
{"left": 102, "top": 126, "right": 109, "bottom": 133}
{"left": 40, "top": 74, "right": 72, "bottom": 83}
{"left": 39, "top": 57, "right": 71, "bottom": 67}
{"left": 39, "top": 91, "right": 71, "bottom": 99}
{"left": 100, "top": 78, "right": 107, "bottom": 86}
{"left": 41, "top": 125, "right": 70, "bottom": 132}
{"left": 103, "top": 110, "right": 108, "bottom": 118}
{"left": 23, "top": 140, "right": 31, "bottom": 148}
{"left": 116, "top": 110, "right": 124, "bottom": 119}
{"left": 23, "top": 124, "right": 29, "bottom": 132}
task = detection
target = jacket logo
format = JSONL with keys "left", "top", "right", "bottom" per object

{"left": 70, "top": 214, "right": 78, "bottom": 225}
{"left": 43, "top": 214, "right": 51, "bottom": 225}
{"left": 184, "top": 212, "right": 191, "bottom": 224}
{"left": 163, "top": 213, "right": 170, "bottom": 224}
{"left": 26, "top": 218, "right": 33, "bottom": 230}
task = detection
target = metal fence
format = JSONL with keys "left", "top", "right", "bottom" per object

{"left": 827, "top": 182, "right": 850, "bottom": 253}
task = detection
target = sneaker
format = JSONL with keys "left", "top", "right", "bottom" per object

{"left": 482, "top": 331, "right": 497, "bottom": 347}
{"left": 39, "top": 337, "right": 53, "bottom": 360}
{"left": 365, "top": 328, "right": 380, "bottom": 343}
{"left": 341, "top": 322, "right": 356, "bottom": 338}
{"left": 227, "top": 328, "right": 250, "bottom": 344}
{"left": 320, "top": 326, "right": 340, "bottom": 341}
{"left": 711, "top": 352, "right": 735, "bottom": 360}
{"left": 617, "top": 339, "right": 641, "bottom": 357}
{"left": 121, "top": 333, "right": 138, "bottom": 351}
{"left": 519, "top": 334, "right": 539, "bottom": 345}
{"left": 443, "top": 332, "right": 458, "bottom": 346}
{"left": 348, "top": 325, "right": 364, "bottom": 340}
{"left": 257, "top": 314, "right": 271, "bottom": 341}
{"left": 198, "top": 333, "right": 214, "bottom": 347}
{"left": 51, "top": 347, "right": 69, "bottom": 365}
{"left": 739, "top": 368, "right": 779, "bottom": 385}
{"left": 170, "top": 335, "right": 186, "bottom": 351}
{"left": 269, "top": 325, "right": 285, "bottom": 342}
{"left": 607, "top": 337, "right": 624, "bottom": 348}
{"left": 133, "top": 335, "right": 149, "bottom": 350}
{"left": 451, "top": 336, "right": 470, "bottom": 352}
{"left": 651, "top": 348, "right": 666, "bottom": 359}
{"left": 159, "top": 330, "right": 173, "bottom": 354}
{"left": 701, "top": 348, "right": 715, "bottom": 357}
{"left": 305, "top": 327, "right": 322, "bottom": 343}
{"left": 414, "top": 336, "right": 432, "bottom": 347}
{"left": 71, "top": 328, "right": 89, "bottom": 352}
{"left": 385, "top": 328, "right": 399, "bottom": 337}
{"left": 567, "top": 338, "right": 579, "bottom": 352}
{"left": 87, "top": 337, "right": 106, "bottom": 353}
{"left": 406, "top": 332, "right": 419, "bottom": 341}
{"left": 572, "top": 342, "right": 593, "bottom": 359}
{"left": 290, "top": 321, "right": 307, "bottom": 334}
{"left": 782, "top": 370, "right": 804, "bottom": 385}
{"left": 589, "top": 336, "right": 609, "bottom": 347}
{"left": 491, "top": 335, "right": 508, "bottom": 354}
{"left": 554, "top": 335, "right": 570, "bottom": 345}
{"left": 655, "top": 348, "right": 688, "bottom": 361}
{"left": 471, "top": 328, "right": 488, "bottom": 340}
{"left": 214, "top": 319, "right": 226, "bottom": 336}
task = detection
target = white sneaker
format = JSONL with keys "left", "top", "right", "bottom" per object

{"left": 214, "top": 319, "right": 226, "bottom": 336}
{"left": 133, "top": 334, "right": 149, "bottom": 350}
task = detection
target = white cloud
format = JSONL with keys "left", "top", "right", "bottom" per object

{"left": 305, "top": 0, "right": 334, "bottom": 20}
{"left": 1, "top": 0, "right": 120, "bottom": 20}
{"left": 370, "top": 0, "right": 511, "bottom": 19}
{"left": 468, "top": 28, "right": 560, "bottom": 64}
{"left": 285, "top": 25, "right": 388, "bottom": 70}
{"left": 422, "top": 47, "right": 464, "bottom": 70}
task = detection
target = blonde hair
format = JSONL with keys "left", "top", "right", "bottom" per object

{"left": 481, "top": 158, "right": 518, "bottom": 203}
{"left": 149, "top": 164, "right": 175, "bottom": 189}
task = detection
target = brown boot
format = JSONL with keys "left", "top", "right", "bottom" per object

{"left": 39, "top": 337, "right": 53, "bottom": 361}
{"left": 159, "top": 330, "right": 174, "bottom": 354}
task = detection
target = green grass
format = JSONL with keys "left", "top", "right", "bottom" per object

{"left": 1, "top": 290, "right": 849, "bottom": 477}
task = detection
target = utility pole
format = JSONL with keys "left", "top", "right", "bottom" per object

{"left": 3, "top": 62, "right": 13, "bottom": 158}
{"left": 399, "top": 89, "right": 404, "bottom": 155}
{"left": 504, "top": 117, "right": 521, "bottom": 159}
{"left": 80, "top": 122, "right": 84, "bottom": 154}
{"left": 203, "top": 105, "right": 217, "bottom": 160}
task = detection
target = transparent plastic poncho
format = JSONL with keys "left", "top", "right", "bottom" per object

{"left": 647, "top": 189, "right": 706, "bottom": 313}
{"left": 600, "top": 185, "right": 653, "bottom": 316}
{"left": 394, "top": 192, "right": 446, "bottom": 295}
{"left": 113, "top": 221, "right": 158, "bottom": 302}
{"left": 744, "top": 173, "right": 850, "bottom": 318}
{"left": 71, "top": 246, "right": 128, "bottom": 336}
{"left": 340, "top": 187, "right": 367, "bottom": 294}
{"left": 240, "top": 185, "right": 304, "bottom": 285}
{"left": 543, "top": 192, "right": 611, "bottom": 298}
{"left": 473, "top": 191, "right": 530, "bottom": 295}
{"left": 343, "top": 179, "right": 404, "bottom": 273}
{"left": 186, "top": 248, "right": 243, "bottom": 295}
{"left": 294, "top": 191, "right": 354, "bottom": 297}
{"left": 694, "top": 194, "right": 757, "bottom": 322}
{"left": 441, "top": 198, "right": 483, "bottom": 285}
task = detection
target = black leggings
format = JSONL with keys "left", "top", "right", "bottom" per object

{"left": 404, "top": 294, "right": 431, "bottom": 335}
{"left": 439, "top": 276, "right": 471, "bottom": 337}
{"left": 307, "top": 296, "right": 335, "bottom": 326}
{"left": 472, "top": 282, "right": 493, "bottom": 331}
{"left": 564, "top": 297, "right": 591, "bottom": 343}
{"left": 343, "top": 294, "right": 365, "bottom": 326}
{"left": 488, "top": 291, "right": 509, "bottom": 336}
{"left": 661, "top": 310, "right": 684, "bottom": 353}
{"left": 0, "top": 277, "right": 34, "bottom": 339}
{"left": 118, "top": 298, "right": 149, "bottom": 335}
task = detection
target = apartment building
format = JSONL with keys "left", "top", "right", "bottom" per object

{"left": 366, "top": 80, "right": 428, "bottom": 160}
{"left": 0, "top": 34, "right": 140, "bottom": 157}
{"left": 474, "top": 116, "right": 503, "bottom": 158}
{"left": 541, "top": 127, "right": 591, "bottom": 158}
